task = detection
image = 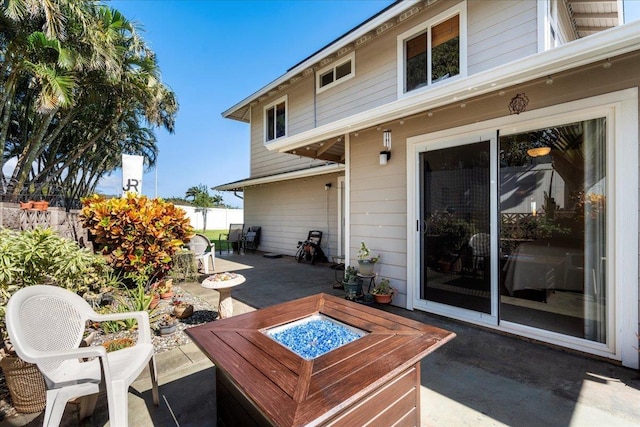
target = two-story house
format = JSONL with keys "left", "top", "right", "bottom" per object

{"left": 217, "top": 0, "right": 640, "bottom": 368}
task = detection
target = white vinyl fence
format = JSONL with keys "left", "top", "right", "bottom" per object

{"left": 177, "top": 205, "right": 243, "bottom": 231}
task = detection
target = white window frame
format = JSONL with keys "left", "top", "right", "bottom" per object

{"left": 396, "top": 2, "right": 467, "bottom": 98}
{"left": 316, "top": 52, "right": 355, "bottom": 94}
{"left": 263, "top": 95, "right": 288, "bottom": 143}
{"left": 406, "top": 88, "right": 638, "bottom": 368}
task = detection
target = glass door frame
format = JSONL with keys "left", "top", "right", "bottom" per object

{"left": 410, "top": 130, "right": 499, "bottom": 326}
{"left": 405, "top": 89, "right": 638, "bottom": 366}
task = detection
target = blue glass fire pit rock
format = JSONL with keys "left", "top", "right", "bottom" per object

{"left": 268, "top": 318, "right": 363, "bottom": 360}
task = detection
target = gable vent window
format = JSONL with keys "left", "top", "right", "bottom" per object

{"left": 317, "top": 53, "right": 355, "bottom": 93}
{"left": 403, "top": 13, "right": 460, "bottom": 93}
{"left": 265, "top": 96, "right": 287, "bottom": 142}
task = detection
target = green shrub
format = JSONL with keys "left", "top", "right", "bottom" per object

{"left": 0, "top": 228, "right": 110, "bottom": 337}
{"left": 80, "top": 194, "right": 193, "bottom": 283}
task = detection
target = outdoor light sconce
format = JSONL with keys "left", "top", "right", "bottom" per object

{"left": 325, "top": 183, "right": 332, "bottom": 191}
{"left": 380, "top": 129, "right": 392, "bottom": 165}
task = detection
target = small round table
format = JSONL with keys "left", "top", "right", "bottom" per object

{"left": 201, "top": 274, "right": 246, "bottom": 319}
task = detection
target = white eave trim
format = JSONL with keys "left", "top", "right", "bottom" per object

{"left": 222, "top": 1, "right": 419, "bottom": 119}
{"left": 214, "top": 164, "right": 345, "bottom": 191}
{"left": 266, "top": 20, "right": 640, "bottom": 153}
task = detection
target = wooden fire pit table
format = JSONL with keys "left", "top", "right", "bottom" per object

{"left": 186, "top": 293, "right": 455, "bottom": 427}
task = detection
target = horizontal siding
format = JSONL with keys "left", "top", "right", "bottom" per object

{"left": 315, "top": 40, "right": 398, "bottom": 125}
{"left": 467, "top": 0, "right": 538, "bottom": 74}
{"left": 250, "top": 91, "right": 325, "bottom": 177}
{"left": 244, "top": 173, "right": 342, "bottom": 258}
{"left": 348, "top": 126, "right": 410, "bottom": 298}
{"left": 287, "top": 76, "right": 315, "bottom": 136}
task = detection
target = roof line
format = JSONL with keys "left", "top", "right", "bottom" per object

{"left": 286, "top": 0, "right": 401, "bottom": 72}
{"left": 215, "top": 164, "right": 345, "bottom": 191}
{"left": 221, "top": 0, "right": 416, "bottom": 119}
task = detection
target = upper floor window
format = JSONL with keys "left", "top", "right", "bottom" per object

{"left": 264, "top": 96, "right": 287, "bottom": 142}
{"left": 316, "top": 53, "right": 355, "bottom": 93}
{"left": 399, "top": 8, "right": 464, "bottom": 95}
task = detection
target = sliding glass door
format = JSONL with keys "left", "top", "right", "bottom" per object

{"left": 499, "top": 118, "right": 607, "bottom": 343}
{"left": 420, "top": 140, "right": 492, "bottom": 314}
{"left": 416, "top": 118, "right": 608, "bottom": 344}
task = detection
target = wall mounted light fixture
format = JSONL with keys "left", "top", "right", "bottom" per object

{"left": 380, "top": 129, "right": 392, "bottom": 165}
{"left": 325, "top": 183, "right": 332, "bottom": 191}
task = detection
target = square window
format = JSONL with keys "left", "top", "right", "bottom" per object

{"left": 402, "top": 14, "right": 460, "bottom": 93}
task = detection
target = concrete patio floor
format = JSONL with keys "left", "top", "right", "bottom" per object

{"left": 3, "top": 251, "right": 640, "bottom": 426}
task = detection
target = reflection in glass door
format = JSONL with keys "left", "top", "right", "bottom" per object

{"left": 420, "top": 141, "right": 491, "bottom": 313}
{"left": 498, "top": 118, "right": 607, "bottom": 343}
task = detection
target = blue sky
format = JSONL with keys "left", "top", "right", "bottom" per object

{"left": 100, "top": 0, "right": 640, "bottom": 207}
{"left": 99, "top": 0, "right": 395, "bottom": 206}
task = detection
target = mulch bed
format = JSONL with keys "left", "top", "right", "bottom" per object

{"left": 0, "top": 285, "right": 217, "bottom": 421}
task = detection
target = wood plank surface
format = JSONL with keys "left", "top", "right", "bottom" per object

{"left": 186, "top": 293, "right": 455, "bottom": 427}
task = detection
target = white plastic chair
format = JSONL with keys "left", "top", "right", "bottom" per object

{"left": 187, "top": 233, "right": 215, "bottom": 274}
{"left": 6, "top": 285, "right": 159, "bottom": 426}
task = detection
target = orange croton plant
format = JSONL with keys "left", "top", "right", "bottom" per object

{"left": 80, "top": 194, "right": 194, "bottom": 282}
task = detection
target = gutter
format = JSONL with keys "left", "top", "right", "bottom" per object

{"left": 214, "top": 163, "right": 345, "bottom": 192}
{"left": 265, "top": 19, "right": 640, "bottom": 153}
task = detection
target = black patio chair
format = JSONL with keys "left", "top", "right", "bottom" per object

{"left": 219, "top": 223, "right": 244, "bottom": 254}
{"left": 242, "top": 226, "right": 261, "bottom": 253}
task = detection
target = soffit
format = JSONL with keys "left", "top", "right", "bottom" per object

{"left": 267, "top": 20, "right": 640, "bottom": 158}
{"left": 567, "top": 0, "right": 621, "bottom": 38}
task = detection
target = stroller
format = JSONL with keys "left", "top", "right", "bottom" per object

{"left": 295, "top": 230, "right": 327, "bottom": 265}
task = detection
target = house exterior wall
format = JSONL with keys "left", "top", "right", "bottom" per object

{"left": 467, "top": 0, "right": 538, "bottom": 74}
{"left": 349, "top": 53, "right": 640, "bottom": 303}
{"left": 249, "top": 77, "right": 326, "bottom": 178}
{"left": 250, "top": 0, "right": 540, "bottom": 178}
{"left": 243, "top": 173, "right": 342, "bottom": 258}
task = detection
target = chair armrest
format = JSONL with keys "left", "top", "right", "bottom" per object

{"left": 33, "top": 345, "right": 108, "bottom": 364}
{"left": 90, "top": 311, "right": 152, "bottom": 344}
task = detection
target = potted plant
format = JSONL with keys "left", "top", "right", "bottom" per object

{"left": 156, "top": 279, "right": 174, "bottom": 299}
{"left": 342, "top": 266, "right": 361, "bottom": 299}
{"left": 356, "top": 241, "right": 380, "bottom": 276}
{"left": 157, "top": 314, "right": 178, "bottom": 335}
{"left": 172, "top": 295, "right": 194, "bottom": 319}
{"left": 371, "top": 278, "right": 396, "bottom": 304}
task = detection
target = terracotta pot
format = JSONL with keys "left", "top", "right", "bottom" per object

{"left": 374, "top": 293, "right": 393, "bottom": 304}
{"left": 31, "top": 200, "right": 49, "bottom": 211}
{"left": 19, "top": 201, "right": 33, "bottom": 210}
{"left": 149, "top": 294, "right": 160, "bottom": 309}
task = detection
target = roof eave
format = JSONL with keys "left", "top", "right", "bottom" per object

{"left": 214, "top": 163, "right": 345, "bottom": 191}
{"left": 221, "top": 0, "right": 419, "bottom": 120}
{"left": 266, "top": 20, "right": 640, "bottom": 153}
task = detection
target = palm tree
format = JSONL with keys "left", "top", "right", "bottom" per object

{"left": 0, "top": 2, "right": 177, "bottom": 205}
{"left": 186, "top": 184, "right": 216, "bottom": 232}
